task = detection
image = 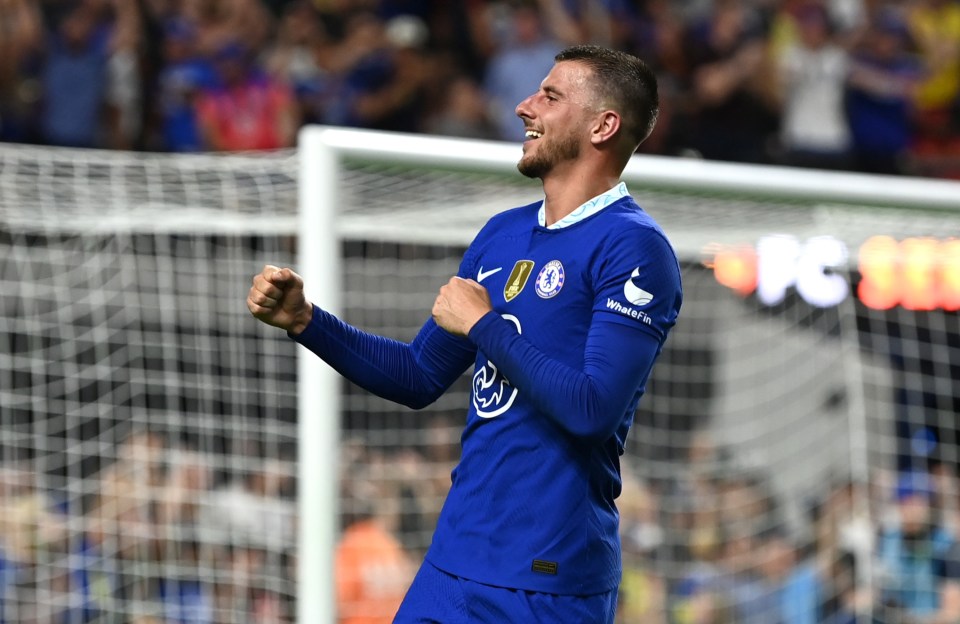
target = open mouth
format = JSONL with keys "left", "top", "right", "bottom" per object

{"left": 524, "top": 130, "right": 543, "bottom": 140}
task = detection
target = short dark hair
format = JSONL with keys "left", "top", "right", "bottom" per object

{"left": 554, "top": 45, "right": 659, "bottom": 150}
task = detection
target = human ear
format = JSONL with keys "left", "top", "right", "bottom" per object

{"left": 591, "top": 110, "right": 621, "bottom": 145}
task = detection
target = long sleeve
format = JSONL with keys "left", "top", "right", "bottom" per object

{"left": 292, "top": 305, "right": 477, "bottom": 409}
{"left": 467, "top": 309, "right": 662, "bottom": 442}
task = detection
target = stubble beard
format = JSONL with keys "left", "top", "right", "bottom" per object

{"left": 517, "top": 131, "right": 581, "bottom": 179}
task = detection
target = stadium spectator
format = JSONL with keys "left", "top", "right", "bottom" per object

{"left": 907, "top": 0, "right": 960, "bottom": 179}
{"left": 844, "top": 10, "right": 922, "bottom": 174}
{"left": 906, "top": 104, "right": 960, "bottom": 180}
{"left": 262, "top": 1, "right": 325, "bottom": 86}
{"left": 773, "top": 3, "right": 852, "bottom": 169}
{"left": 98, "top": 0, "right": 144, "bottom": 149}
{"left": 424, "top": 75, "right": 500, "bottom": 140}
{"left": 116, "top": 428, "right": 168, "bottom": 489}
{"left": 548, "top": 0, "right": 622, "bottom": 46}
{"left": 160, "top": 447, "right": 211, "bottom": 522}
{"left": 808, "top": 477, "right": 875, "bottom": 620}
{"left": 181, "top": 0, "right": 273, "bottom": 59}
{"left": 905, "top": 0, "right": 960, "bottom": 120}
{"left": 336, "top": 476, "right": 414, "bottom": 624}
{"left": 154, "top": 538, "right": 215, "bottom": 624}
{"left": 661, "top": 433, "right": 725, "bottom": 567}
{"left": 261, "top": 1, "right": 335, "bottom": 127}
{"left": 376, "top": 14, "right": 434, "bottom": 132}
{"left": 204, "top": 460, "right": 296, "bottom": 552}
{"left": 818, "top": 551, "right": 859, "bottom": 624}
{"left": 195, "top": 40, "right": 298, "bottom": 151}
{"left": 0, "top": 475, "right": 72, "bottom": 622}
{"left": 619, "top": 0, "right": 687, "bottom": 155}
{"left": 212, "top": 543, "right": 277, "bottom": 622}
{"left": 622, "top": 0, "right": 686, "bottom": 75}
{"left": 39, "top": 0, "right": 142, "bottom": 149}
{"left": 322, "top": 12, "right": 431, "bottom": 132}
{"left": 931, "top": 461, "right": 960, "bottom": 538}
{"left": 875, "top": 471, "right": 960, "bottom": 622}
{"left": 670, "top": 528, "right": 737, "bottom": 624}
{"left": 749, "top": 529, "right": 820, "bottom": 624}
{"left": 617, "top": 467, "right": 668, "bottom": 623}
{"left": 483, "top": 0, "right": 565, "bottom": 140}
{"left": 153, "top": 17, "right": 214, "bottom": 152}
{"left": 0, "top": 0, "right": 43, "bottom": 143}
{"left": 86, "top": 451, "right": 157, "bottom": 616}
{"left": 718, "top": 472, "right": 781, "bottom": 538}
{"left": 694, "top": 479, "right": 819, "bottom": 624}
{"left": 682, "top": 0, "right": 780, "bottom": 163}
{"left": 418, "top": 416, "right": 461, "bottom": 530}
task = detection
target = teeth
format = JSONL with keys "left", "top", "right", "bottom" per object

{"left": 525, "top": 130, "right": 543, "bottom": 139}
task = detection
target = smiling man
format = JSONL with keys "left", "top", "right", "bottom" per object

{"left": 247, "top": 45, "right": 682, "bottom": 623}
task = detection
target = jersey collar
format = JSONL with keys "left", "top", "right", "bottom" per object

{"left": 537, "top": 182, "right": 629, "bottom": 230}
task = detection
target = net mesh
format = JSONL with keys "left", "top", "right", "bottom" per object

{"left": 2, "top": 139, "right": 960, "bottom": 623}
{"left": 1, "top": 145, "right": 300, "bottom": 623}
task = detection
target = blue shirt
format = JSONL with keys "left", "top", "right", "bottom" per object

{"left": 158, "top": 59, "right": 215, "bottom": 152}
{"left": 42, "top": 29, "right": 110, "bottom": 147}
{"left": 846, "top": 55, "right": 922, "bottom": 154}
{"left": 294, "top": 184, "right": 682, "bottom": 595}
{"left": 484, "top": 40, "right": 563, "bottom": 141}
{"left": 878, "top": 526, "right": 958, "bottom": 615}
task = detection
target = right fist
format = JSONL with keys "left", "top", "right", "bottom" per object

{"left": 247, "top": 265, "right": 313, "bottom": 335}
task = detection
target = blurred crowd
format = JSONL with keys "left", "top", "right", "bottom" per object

{"left": 0, "top": 431, "right": 298, "bottom": 623}
{"left": 1, "top": 0, "right": 960, "bottom": 177}
{"left": 338, "top": 428, "right": 960, "bottom": 624}
{"left": 612, "top": 436, "right": 960, "bottom": 624}
{"left": 3, "top": 424, "right": 960, "bottom": 622}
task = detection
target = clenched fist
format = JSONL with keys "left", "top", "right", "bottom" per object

{"left": 247, "top": 265, "right": 313, "bottom": 335}
{"left": 432, "top": 277, "right": 493, "bottom": 336}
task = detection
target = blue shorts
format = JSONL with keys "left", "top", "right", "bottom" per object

{"left": 393, "top": 560, "right": 617, "bottom": 624}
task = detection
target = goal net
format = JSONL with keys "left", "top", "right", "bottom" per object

{"left": 2, "top": 127, "right": 960, "bottom": 623}
{"left": 0, "top": 145, "right": 300, "bottom": 623}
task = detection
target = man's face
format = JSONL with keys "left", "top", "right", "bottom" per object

{"left": 514, "top": 61, "right": 598, "bottom": 179}
{"left": 900, "top": 494, "right": 931, "bottom": 535}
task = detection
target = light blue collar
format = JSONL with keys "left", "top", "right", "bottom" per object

{"left": 537, "top": 182, "right": 629, "bottom": 229}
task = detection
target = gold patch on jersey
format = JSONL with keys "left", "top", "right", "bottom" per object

{"left": 503, "top": 260, "right": 535, "bottom": 302}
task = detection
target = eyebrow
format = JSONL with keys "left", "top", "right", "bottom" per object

{"left": 543, "top": 85, "right": 564, "bottom": 98}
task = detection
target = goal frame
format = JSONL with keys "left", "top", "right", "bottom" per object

{"left": 296, "top": 125, "right": 960, "bottom": 624}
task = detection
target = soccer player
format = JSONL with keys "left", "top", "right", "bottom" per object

{"left": 247, "top": 45, "right": 682, "bottom": 623}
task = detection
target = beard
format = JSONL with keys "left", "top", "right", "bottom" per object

{"left": 517, "top": 131, "right": 581, "bottom": 179}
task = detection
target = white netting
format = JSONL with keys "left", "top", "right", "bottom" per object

{"left": 0, "top": 145, "right": 300, "bottom": 622}
{"left": 3, "top": 134, "right": 960, "bottom": 623}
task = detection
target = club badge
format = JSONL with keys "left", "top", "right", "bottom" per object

{"left": 535, "top": 260, "right": 565, "bottom": 299}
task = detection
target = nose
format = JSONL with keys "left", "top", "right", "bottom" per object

{"left": 515, "top": 93, "right": 536, "bottom": 120}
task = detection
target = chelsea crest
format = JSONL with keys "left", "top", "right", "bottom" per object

{"left": 535, "top": 260, "right": 565, "bottom": 299}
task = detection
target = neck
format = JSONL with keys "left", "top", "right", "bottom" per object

{"left": 540, "top": 164, "right": 621, "bottom": 226}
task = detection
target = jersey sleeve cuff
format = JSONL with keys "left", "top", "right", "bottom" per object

{"left": 467, "top": 310, "right": 503, "bottom": 343}
{"left": 288, "top": 304, "right": 322, "bottom": 343}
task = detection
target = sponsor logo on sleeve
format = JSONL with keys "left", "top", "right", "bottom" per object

{"left": 624, "top": 268, "right": 654, "bottom": 306}
{"left": 605, "top": 267, "right": 654, "bottom": 325}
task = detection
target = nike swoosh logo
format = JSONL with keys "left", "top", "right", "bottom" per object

{"left": 477, "top": 266, "right": 503, "bottom": 283}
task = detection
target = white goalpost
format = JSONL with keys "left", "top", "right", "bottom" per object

{"left": 1, "top": 127, "right": 960, "bottom": 623}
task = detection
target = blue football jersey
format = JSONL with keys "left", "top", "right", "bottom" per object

{"left": 425, "top": 183, "right": 682, "bottom": 595}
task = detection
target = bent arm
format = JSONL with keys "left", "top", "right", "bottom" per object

{"left": 468, "top": 312, "right": 661, "bottom": 442}
{"left": 292, "top": 305, "right": 477, "bottom": 409}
